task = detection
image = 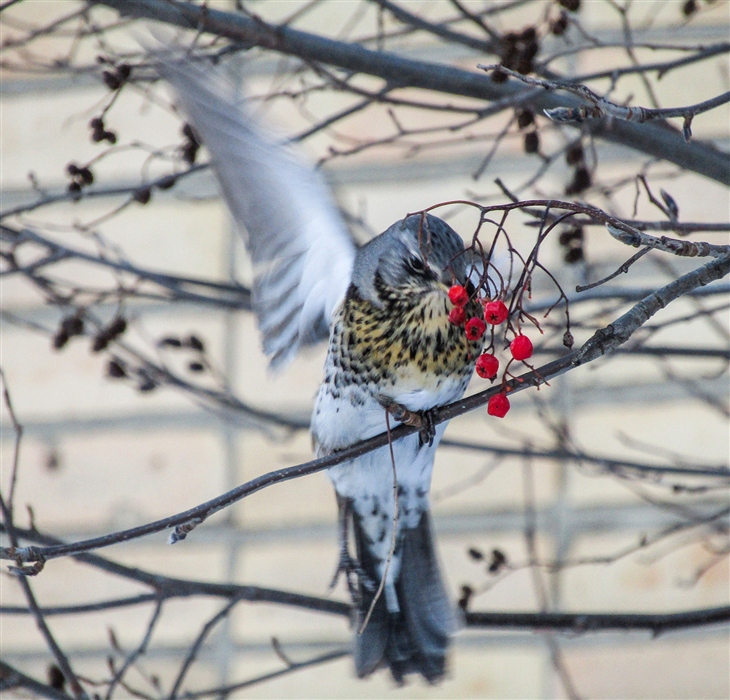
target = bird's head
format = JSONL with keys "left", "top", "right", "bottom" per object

{"left": 352, "top": 214, "right": 473, "bottom": 305}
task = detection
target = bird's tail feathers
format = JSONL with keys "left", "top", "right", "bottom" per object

{"left": 352, "top": 509, "right": 458, "bottom": 684}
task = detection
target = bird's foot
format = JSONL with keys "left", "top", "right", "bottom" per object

{"left": 381, "top": 400, "right": 436, "bottom": 446}
{"left": 330, "top": 550, "right": 375, "bottom": 602}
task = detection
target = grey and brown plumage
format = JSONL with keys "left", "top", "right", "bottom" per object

{"left": 158, "top": 53, "right": 484, "bottom": 683}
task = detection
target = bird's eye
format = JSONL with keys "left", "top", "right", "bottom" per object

{"left": 408, "top": 256, "right": 426, "bottom": 273}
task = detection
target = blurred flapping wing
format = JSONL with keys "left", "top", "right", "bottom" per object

{"left": 159, "top": 58, "right": 356, "bottom": 369}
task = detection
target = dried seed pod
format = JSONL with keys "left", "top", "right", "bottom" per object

{"left": 468, "top": 547, "right": 484, "bottom": 561}
{"left": 47, "top": 665, "right": 65, "bottom": 691}
{"left": 52, "top": 329, "right": 70, "bottom": 350}
{"left": 182, "top": 123, "right": 200, "bottom": 147}
{"left": 107, "top": 358, "right": 127, "bottom": 379}
{"left": 457, "top": 585, "right": 473, "bottom": 611}
{"left": 182, "top": 141, "right": 199, "bottom": 165}
{"left": 566, "top": 165, "right": 591, "bottom": 195}
{"left": 106, "top": 317, "right": 127, "bottom": 340}
{"left": 558, "top": 0, "right": 580, "bottom": 11}
{"left": 550, "top": 11, "right": 569, "bottom": 35}
{"left": 102, "top": 70, "right": 122, "bottom": 90}
{"left": 133, "top": 187, "right": 152, "bottom": 205}
{"left": 488, "top": 548, "right": 508, "bottom": 574}
{"left": 157, "top": 174, "right": 178, "bottom": 190}
{"left": 491, "top": 66, "right": 509, "bottom": 83}
{"left": 186, "top": 334, "right": 205, "bottom": 352}
{"left": 565, "top": 141, "right": 584, "bottom": 165}
{"left": 564, "top": 246, "right": 584, "bottom": 264}
{"left": 158, "top": 336, "right": 183, "bottom": 348}
{"left": 77, "top": 167, "right": 94, "bottom": 185}
{"left": 558, "top": 226, "right": 584, "bottom": 246}
{"left": 61, "top": 316, "right": 84, "bottom": 337}
{"left": 516, "top": 109, "right": 535, "bottom": 129}
{"left": 138, "top": 378, "right": 157, "bottom": 393}
{"left": 524, "top": 131, "right": 540, "bottom": 154}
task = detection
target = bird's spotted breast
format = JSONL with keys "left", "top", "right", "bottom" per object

{"left": 332, "top": 281, "right": 483, "bottom": 405}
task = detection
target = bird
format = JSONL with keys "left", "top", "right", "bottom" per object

{"left": 158, "top": 54, "right": 485, "bottom": 683}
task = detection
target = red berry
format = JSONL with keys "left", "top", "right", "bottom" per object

{"left": 448, "top": 284, "right": 469, "bottom": 307}
{"left": 464, "top": 317, "right": 487, "bottom": 341}
{"left": 475, "top": 353, "right": 499, "bottom": 379}
{"left": 487, "top": 393, "right": 510, "bottom": 418}
{"left": 484, "top": 300, "right": 509, "bottom": 325}
{"left": 448, "top": 306, "right": 466, "bottom": 326}
{"left": 510, "top": 334, "right": 533, "bottom": 361}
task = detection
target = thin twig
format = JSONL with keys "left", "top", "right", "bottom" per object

{"left": 167, "top": 597, "right": 241, "bottom": 699}
{"left": 575, "top": 246, "right": 651, "bottom": 292}
{"left": 478, "top": 63, "right": 730, "bottom": 141}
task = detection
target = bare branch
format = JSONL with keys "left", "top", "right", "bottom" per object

{"left": 92, "top": 0, "right": 730, "bottom": 184}
{"left": 478, "top": 64, "right": 730, "bottom": 142}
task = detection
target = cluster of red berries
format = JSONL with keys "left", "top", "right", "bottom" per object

{"left": 447, "top": 284, "right": 488, "bottom": 340}
{"left": 448, "top": 285, "right": 535, "bottom": 419}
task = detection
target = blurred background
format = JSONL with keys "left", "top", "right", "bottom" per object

{"left": 1, "top": 1, "right": 729, "bottom": 698}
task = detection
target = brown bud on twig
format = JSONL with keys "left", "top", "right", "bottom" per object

{"left": 660, "top": 189, "right": 679, "bottom": 220}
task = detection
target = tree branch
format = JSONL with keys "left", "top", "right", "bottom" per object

{"left": 92, "top": 0, "right": 730, "bottom": 184}
{"left": 3, "top": 242, "right": 728, "bottom": 566}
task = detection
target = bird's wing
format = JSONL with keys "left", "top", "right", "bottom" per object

{"left": 158, "top": 57, "right": 356, "bottom": 369}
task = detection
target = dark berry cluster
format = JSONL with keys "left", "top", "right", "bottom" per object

{"left": 559, "top": 225, "right": 585, "bottom": 264}
{"left": 564, "top": 141, "right": 591, "bottom": 195}
{"left": 66, "top": 163, "right": 94, "bottom": 194}
{"left": 89, "top": 116, "right": 117, "bottom": 145}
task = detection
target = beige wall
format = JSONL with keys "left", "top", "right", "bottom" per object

{"left": 1, "top": 2, "right": 729, "bottom": 698}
